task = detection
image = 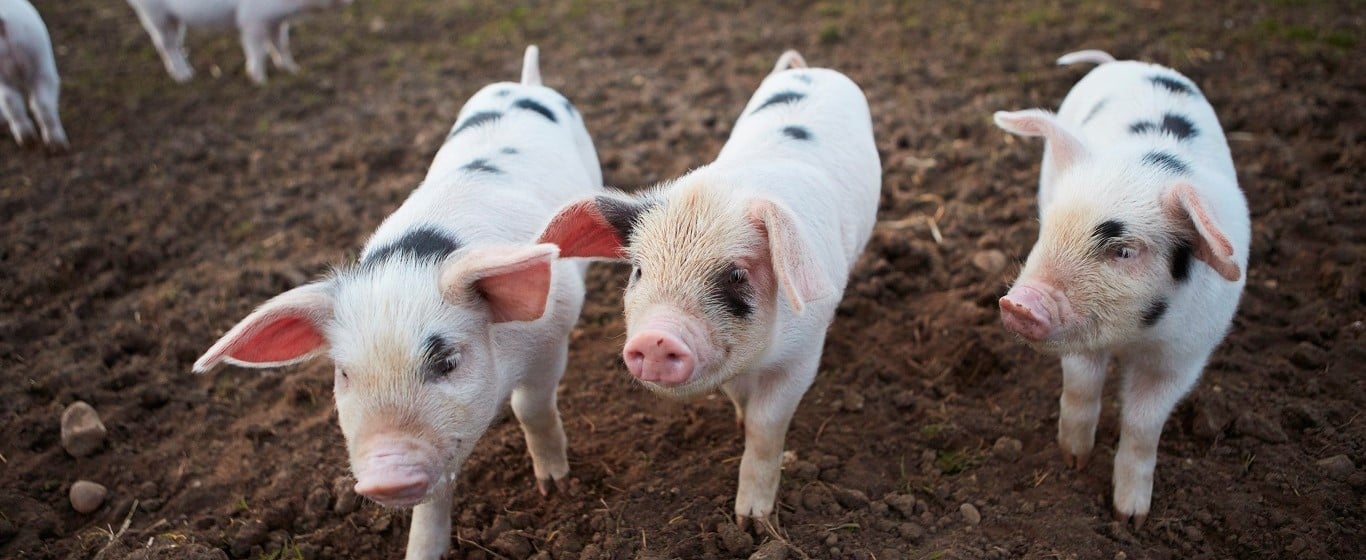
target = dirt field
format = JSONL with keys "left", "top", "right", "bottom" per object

{"left": 2, "top": 1, "right": 1361, "bottom": 558}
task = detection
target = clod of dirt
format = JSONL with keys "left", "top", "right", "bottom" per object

{"left": 69, "top": 480, "right": 107, "bottom": 514}
{"left": 1234, "top": 412, "right": 1289, "bottom": 443}
{"left": 897, "top": 522, "right": 926, "bottom": 542}
{"left": 971, "top": 250, "right": 1008, "bottom": 275}
{"left": 884, "top": 493, "right": 917, "bottom": 519}
{"left": 331, "top": 476, "right": 360, "bottom": 514}
{"left": 960, "top": 503, "right": 981, "bottom": 525}
{"left": 491, "top": 530, "right": 534, "bottom": 558}
{"left": 991, "top": 436, "right": 1023, "bottom": 462}
{"left": 749, "top": 539, "right": 788, "bottom": 560}
{"left": 1316, "top": 455, "right": 1354, "bottom": 481}
{"left": 840, "top": 389, "right": 866, "bottom": 412}
{"left": 1192, "top": 392, "right": 1234, "bottom": 440}
{"left": 833, "top": 486, "right": 871, "bottom": 510}
{"left": 60, "top": 401, "right": 107, "bottom": 457}
{"left": 1289, "top": 341, "right": 1329, "bottom": 370}
{"left": 717, "top": 521, "right": 755, "bottom": 555}
{"left": 227, "top": 520, "right": 268, "bottom": 558}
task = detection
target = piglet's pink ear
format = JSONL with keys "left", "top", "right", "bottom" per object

{"left": 747, "top": 198, "right": 833, "bottom": 313}
{"left": 194, "top": 282, "right": 334, "bottom": 372}
{"left": 993, "top": 109, "right": 1090, "bottom": 174}
{"left": 440, "top": 244, "right": 558, "bottom": 323}
{"left": 1163, "top": 183, "right": 1242, "bottom": 282}
{"left": 537, "top": 198, "right": 629, "bottom": 260}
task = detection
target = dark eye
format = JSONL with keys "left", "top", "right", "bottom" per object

{"left": 729, "top": 267, "right": 748, "bottom": 284}
{"left": 630, "top": 265, "right": 642, "bottom": 284}
{"left": 436, "top": 351, "right": 462, "bottom": 377}
{"left": 1109, "top": 245, "right": 1137, "bottom": 260}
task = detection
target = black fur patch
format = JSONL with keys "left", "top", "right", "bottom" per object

{"left": 500, "top": 146, "right": 519, "bottom": 154}
{"left": 781, "top": 126, "right": 811, "bottom": 140}
{"left": 595, "top": 196, "right": 653, "bottom": 243}
{"left": 448, "top": 111, "right": 502, "bottom": 139}
{"left": 1093, "top": 220, "right": 1127, "bottom": 242}
{"left": 461, "top": 158, "right": 502, "bottom": 174}
{"left": 793, "top": 74, "right": 813, "bottom": 84}
{"left": 420, "top": 335, "right": 458, "bottom": 382}
{"left": 495, "top": 89, "right": 511, "bottom": 97}
{"left": 1160, "top": 113, "right": 1197, "bottom": 140}
{"left": 512, "top": 98, "right": 557, "bottom": 122}
{"left": 1150, "top": 75, "right": 1198, "bottom": 96}
{"left": 363, "top": 227, "right": 463, "bottom": 264}
{"left": 752, "top": 91, "right": 806, "bottom": 114}
{"left": 708, "top": 266, "right": 754, "bottom": 319}
{"left": 1129, "top": 121, "right": 1158, "bottom": 134}
{"left": 1170, "top": 238, "right": 1194, "bottom": 282}
{"left": 1141, "top": 298, "right": 1169, "bottom": 327}
{"left": 1082, "top": 98, "right": 1108, "bottom": 124}
{"left": 1142, "top": 151, "right": 1191, "bottom": 175}
{"left": 563, "top": 100, "right": 576, "bottom": 114}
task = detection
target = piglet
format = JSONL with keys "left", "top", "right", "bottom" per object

{"left": 0, "top": 0, "right": 67, "bottom": 150}
{"left": 195, "top": 46, "right": 602, "bottom": 559}
{"left": 126, "top": 0, "right": 351, "bottom": 84}
{"left": 994, "top": 49, "right": 1249, "bottom": 527}
{"left": 538, "top": 50, "right": 881, "bottom": 530}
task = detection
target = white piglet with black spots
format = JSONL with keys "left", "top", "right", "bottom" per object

{"left": 994, "top": 50, "right": 1250, "bottom": 526}
{"left": 0, "top": 0, "right": 66, "bottom": 149}
{"left": 195, "top": 46, "right": 601, "bottom": 560}
{"left": 538, "top": 50, "right": 881, "bottom": 529}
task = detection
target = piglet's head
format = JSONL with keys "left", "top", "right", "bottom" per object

{"left": 540, "top": 184, "right": 831, "bottom": 398}
{"left": 994, "top": 109, "right": 1243, "bottom": 353}
{"left": 194, "top": 244, "right": 557, "bottom": 508}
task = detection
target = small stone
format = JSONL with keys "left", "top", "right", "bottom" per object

{"left": 228, "top": 521, "right": 268, "bottom": 558}
{"left": 69, "top": 480, "right": 107, "bottom": 513}
{"left": 971, "top": 250, "right": 1008, "bottom": 275}
{"left": 749, "top": 540, "right": 788, "bottom": 560}
{"left": 1289, "top": 342, "right": 1328, "bottom": 370}
{"left": 896, "top": 522, "right": 925, "bottom": 542}
{"left": 61, "top": 401, "right": 108, "bottom": 457}
{"left": 959, "top": 503, "right": 981, "bottom": 525}
{"left": 841, "top": 390, "right": 865, "bottom": 412}
{"left": 1316, "top": 454, "right": 1354, "bottom": 481}
{"left": 304, "top": 486, "right": 331, "bottom": 519}
{"left": 717, "top": 521, "right": 754, "bottom": 555}
{"left": 991, "top": 437, "right": 1023, "bottom": 462}
{"left": 892, "top": 390, "right": 917, "bottom": 409}
{"left": 1192, "top": 393, "right": 1233, "bottom": 440}
{"left": 1234, "top": 412, "right": 1288, "bottom": 443}
{"left": 332, "top": 476, "right": 360, "bottom": 514}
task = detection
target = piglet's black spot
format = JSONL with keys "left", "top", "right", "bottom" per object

{"left": 500, "top": 146, "right": 519, "bottom": 154}
{"left": 708, "top": 265, "right": 754, "bottom": 319}
{"left": 1141, "top": 298, "right": 1169, "bottom": 327}
{"left": 495, "top": 89, "right": 511, "bottom": 97}
{"left": 1082, "top": 98, "right": 1108, "bottom": 124}
{"left": 513, "top": 98, "right": 557, "bottom": 122}
{"left": 363, "top": 227, "right": 463, "bottom": 265}
{"left": 1130, "top": 121, "right": 1157, "bottom": 135}
{"left": 461, "top": 158, "right": 502, "bottom": 174}
{"left": 781, "top": 126, "right": 811, "bottom": 140}
{"left": 448, "top": 111, "right": 502, "bottom": 139}
{"left": 752, "top": 91, "right": 806, "bottom": 114}
{"left": 595, "top": 196, "right": 654, "bottom": 243}
{"left": 1142, "top": 151, "right": 1191, "bottom": 175}
{"left": 562, "top": 100, "right": 576, "bottom": 114}
{"left": 793, "top": 74, "right": 813, "bottom": 84}
{"left": 1093, "top": 220, "right": 1127, "bottom": 241}
{"left": 1170, "top": 238, "right": 1194, "bottom": 282}
{"left": 1149, "top": 75, "right": 1199, "bottom": 96}
{"left": 421, "top": 335, "right": 458, "bottom": 382}
{"left": 1160, "top": 114, "right": 1197, "bottom": 140}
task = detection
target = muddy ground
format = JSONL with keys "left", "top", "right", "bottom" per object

{"left": 1, "top": 1, "right": 1361, "bottom": 559}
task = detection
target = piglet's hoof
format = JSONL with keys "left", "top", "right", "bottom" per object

{"left": 1113, "top": 508, "right": 1148, "bottom": 530}
{"left": 1061, "top": 449, "right": 1091, "bottom": 470}
{"left": 535, "top": 476, "right": 569, "bottom": 497}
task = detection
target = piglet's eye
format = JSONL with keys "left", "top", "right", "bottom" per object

{"left": 729, "top": 268, "right": 748, "bottom": 284}
{"left": 438, "top": 352, "right": 462, "bottom": 376}
{"left": 630, "top": 265, "right": 642, "bottom": 284}
{"left": 1109, "top": 245, "right": 1138, "bottom": 260}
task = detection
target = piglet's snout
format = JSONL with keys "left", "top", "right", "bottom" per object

{"left": 1000, "top": 284, "right": 1058, "bottom": 342}
{"left": 353, "top": 442, "right": 438, "bottom": 509}
{"left": 623, "top": 330, "right": 695, "bottom": 386}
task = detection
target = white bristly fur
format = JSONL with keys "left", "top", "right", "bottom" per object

{"left": 995, "top": 50, "right": 1249, "bottom": 526}
{"left": 0, "top": 0, "right": 66, "bottom": 149}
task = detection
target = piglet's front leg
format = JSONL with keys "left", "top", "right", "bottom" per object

{"left": 1058, "top": 352, "right": 1108, "bottom": 469}
{"left": 405, "top": 488, "right": 453, "bottom": 560}
{"left": 732, "top": 370, "right": 806, "bottom": 533}
{"left": 1112, "top": 358, "right": 1200, "bottom": 528}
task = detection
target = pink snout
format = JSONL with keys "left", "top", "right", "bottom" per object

{"left": 623, "top": 330, "right": 695, "bottom": 386}
{"left": 353, "top": 445, "right": 435, "bottom": 508}
{"left": 1000, "top": 284, "right": 1058, "bottom": 342}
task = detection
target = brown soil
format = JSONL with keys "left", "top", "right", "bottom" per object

{"left": 2, "top": 1, "right": 1361, "bottom": 559}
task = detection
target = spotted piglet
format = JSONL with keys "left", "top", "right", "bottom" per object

{"left": 126, "top": 0, "right": 351, "bottom": 84}
{"left": 195, "top": 46, "right": 601, "bottom": 560}
{"left": 994, "top": 50, "right": 1250, "bottom": 526}
{"left": 0, "top": 0, "right": 67, "bottom": 150}
{"left": 538, "top": 50, "right": 881, "bottom": 530}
